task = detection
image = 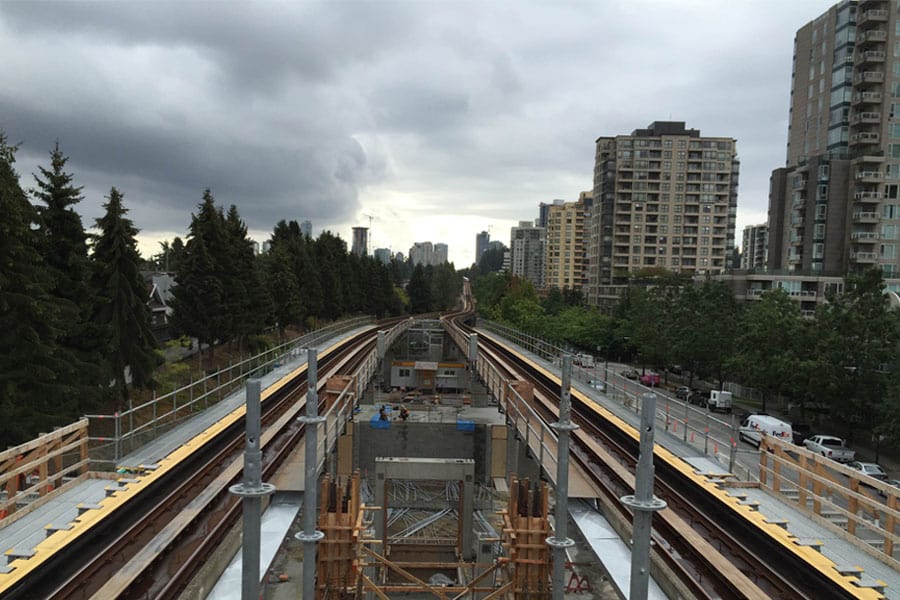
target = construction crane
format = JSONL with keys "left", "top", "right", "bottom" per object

{"left": 362, "top": 213, "right": 377, "bottom": 254}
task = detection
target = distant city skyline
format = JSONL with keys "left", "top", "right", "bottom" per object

{"left": 0, "top": 1, "right": 837, "bottom": 268}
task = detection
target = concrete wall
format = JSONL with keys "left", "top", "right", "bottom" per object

{"left": 357, "top": 422, "right": 488, "bottom": 483}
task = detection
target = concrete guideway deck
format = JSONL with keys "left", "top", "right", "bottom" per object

{"left": 484, "top": 328, "right": 900, "bottom": 599}
{"left": 0, "top": 325, "right": 373, "bottom": 578}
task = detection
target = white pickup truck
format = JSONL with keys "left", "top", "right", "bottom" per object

{"left": 803, "top": 435, "right": 855, "bottom": 463}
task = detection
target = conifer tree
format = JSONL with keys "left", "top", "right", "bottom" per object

{"left": 224, "top": 205, "right": 270, "bottom": 345}
{"left": 32, "top": 143, "right": 107, "bottom": 409}
{"left": 170, "top": 190, "right": 228, "bottom": 359}
{"left": 0, "top": 134, "right": 76, "bottom": 444}
{"left": 91, "top": 187, "right": 161, "bottom": 409}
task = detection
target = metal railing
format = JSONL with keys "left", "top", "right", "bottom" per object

{"left": 85, "top": 317, "right": 374, "bottom": 469}
{"left": 462, "top": 320, "right": 744, "bottom": 478}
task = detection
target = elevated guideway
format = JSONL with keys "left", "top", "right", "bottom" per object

{"left": 0, "top": 318, "right": 396, "bottom": 594}
{"left": 477, "top": 324, "right": 898, "bottom": 599}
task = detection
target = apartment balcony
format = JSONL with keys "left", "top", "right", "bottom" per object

{"left": 860, "top": 0, "right": 888, "bottom": 9}
{"left": 853, "top": 211, "right": 881, "bottom": 223}
{"left": 852, "top": 153, "right": 886, "bottom": 165}
{"left": 854, "top": 70, "right": 885, "bottom": 84}
{"left": 851, "top": 231, "right": 880, "bottom": 242}
{"left": 855, "top": 170, "right": 883, "bottom": 182}
{"left": 857, "top": 29, "right": 888, "bottom": 46}
{"left": 851, "top": 251, "right": 879, "bottom": 263}
{"left": 852, "top": 91, "right": 883, "bottom": 105}
{"left": 850, "top": 131, "right": 881, "bottom": 145}
{"left": 854, "top": 190, "right": 883, "bottom": 200}
{"left": 856, "top": 49, "right": 886, "bottom": 65}
{"left": 850, "top": 111, "right": 882, "bottom": 125}
{"left": 859, "top": 8, "right": 889, "bottom": 26}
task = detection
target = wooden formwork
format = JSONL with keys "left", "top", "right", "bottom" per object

{"left": 317, "top": 470, "right": 362, "bottom": 599}
{"left": 501, "top": 476, "right": 551, "bottom": 598}
{"left": 0, "top": 419, "right": 89, "bottom": 522}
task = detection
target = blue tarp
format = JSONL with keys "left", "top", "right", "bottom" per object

{"left": 456, "top": 419, "right": 475, "bottom": 432}
{"left": 371, "top": 406, "right": 392, "bottom": 429}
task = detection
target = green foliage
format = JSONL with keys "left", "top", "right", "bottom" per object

{"left": 407, "top": 264, "right": 432, "bottom": 313}
{"left": 0, "top": 133, "right": 82, "bottom": 445}
{"left": 91, "top": 187, "right": 162, "bottom": 408}
{"left": 32, "top": 142, "right": 108, "bottom": 411}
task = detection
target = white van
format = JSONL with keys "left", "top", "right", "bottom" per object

{"left": 739, "top": 415, "right": 793, "bottom": 448}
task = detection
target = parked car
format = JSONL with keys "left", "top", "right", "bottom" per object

{"left": 803, "top": 435, "right": 856, "bottom": 463}
{"left": 674, "top": 386, "right": 691, "bottom": 400}
{"left": 847, "top": 461, "right": 888, "bottom": 481}
{"left": 621, "top": 368, "right": 639, "bottom": 380}
{"left": 880, "top": 479, "right": 900, "bottom": 498}
{"left": 686, "top": 389, "right": 705, "bottom": 406}
{"left": 573, "top": 353, "right": 595, "bottom": 368}
{"left": 639, "top": 372, "right": 660, "bottom": 386}
{"left": 588, "top": 379, "right": 606, "bottom": 392}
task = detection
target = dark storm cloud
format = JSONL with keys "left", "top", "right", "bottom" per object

{"left": 0, "top": 0, "right": 839, "bottom": 264}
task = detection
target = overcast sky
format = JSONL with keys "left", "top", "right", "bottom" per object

{"left": 0, "top": 0, "right": 836, "bottom": 267}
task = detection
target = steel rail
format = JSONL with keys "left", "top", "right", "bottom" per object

{"left": 453, "top": 314, "right": 856, "bottom": 599}
{"left": 4, "top": 326, "right": 382, "bottom": 600}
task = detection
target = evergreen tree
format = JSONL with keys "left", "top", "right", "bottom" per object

{"left": 408, "top": 263, "right": 432, "bottom": 313}
{"left": 32, "top": 142, "right": 107, "bottom": 410}
{"left": 224, "top": 205, "right": 270, "bottom": 345}
{"left": 0, "top": 134, "right": 76, "bottom": 444}
{"left": 170, "top": 190, "right": 228, "bottom": 359}
{"left": 91, "top": 187, "right": 161, "bottom": 409}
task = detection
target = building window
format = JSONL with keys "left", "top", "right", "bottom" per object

{"left": 399, "top": 368, "right": 411, "bottom": 377}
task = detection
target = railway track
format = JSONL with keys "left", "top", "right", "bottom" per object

{"left": 446, "top": 308, "right": 862, "bottom": 600}
{"left": 1, "top": 324, "right": 388, "bottom": 600}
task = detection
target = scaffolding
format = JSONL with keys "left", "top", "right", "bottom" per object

{"left": 500, "top": 476, "right": 551, "bottom": 598}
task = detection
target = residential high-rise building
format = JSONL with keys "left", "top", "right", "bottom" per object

{"left": 352, "top": 226, "right": 369, "bottom": 256}
{"left": 374, "top": 248, "right": 391, "bottom": 264}
{"left": 433, "top": 243, "right": 449, "bottom": 265}
{"left": 475, "top": 231, "right": 490, "bottom": 266}
{"left": 300, "top": 220, "right": 312, "bottom": 238}
{"left": 741, "top": 224, "right": 769, "bottom": 269}
{"left": 768, "top": 0, "right": 900, "bottom": 276}
{"left": 510, "top": 220, "right": 546, "bottom": 288}
{"left": 409, "top": 242, "right": 433, "bottom": 266}
{"left": 587, "top": 121, "right": 739, "bottom": 305}
{"left": 544, "top": 195, "right": 591, "bottom": 291}
{"left": 409, "top": 241, "right": 448, "bottom": 266}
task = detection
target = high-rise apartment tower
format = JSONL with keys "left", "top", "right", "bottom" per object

{"left": 544, "top": 193, "right": 592, "bottom": 291}
{"left": 510, "top": 221, "right": 546, "bottom": 289}
{"left": 769, "top": 0, "right": 900, "bottom": 276}
{"left": 587, "top": 121, "right": 739, "bottom": 305}
{"left": 351, "top": 226, "right": 369, "bottom": 257}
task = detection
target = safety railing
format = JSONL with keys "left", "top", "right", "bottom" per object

{"left": 450, "top": 319, "right": 743, "bottom": 479}
{"left": 86, "top": 317, "right": 374, "bottom": 469}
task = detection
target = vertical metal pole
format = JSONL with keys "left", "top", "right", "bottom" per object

{"left": 704, "top": 411, "right": 710, "bottom": 454}
{"left": 229, "top": 379, "right": 275, "bottom": 600}
{"left": 621, "top": 393, "right": 667, "bottom": 600}
{"left": 296, "top": 349, "right": 325, "bottom": 600}
{"left": 729, "top": 414, "right": 738, "bottom": 472}
{"left": 114, "top": 412, "right": 120, "bottom": 462}
{"left": 683, "top": 401, "right": 689, "bottom": 443}
{"left": 547, "top": 355, "right": 578, "bottom": 600}
{"left": 468, "top": 333, "right": 478, "bottom": 395}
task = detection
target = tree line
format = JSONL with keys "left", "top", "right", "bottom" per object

{"left": 0, "top": 135, "right": 463, "bottom": 447}
{"left": 471, "top": 267, "right": 900, "bottom": 446}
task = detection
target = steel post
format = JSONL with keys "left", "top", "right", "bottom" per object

{"left": 229, "top": 379, "right": 276, "bottom": 600}
{"left": 547, "top": 355, "right": 578, "bottom": 600}
{"left": 296, "top": 349, "right": 326, "bottom": 600}
{"left": 621, "top": 393, "right": 667, "bottom": 600}
{"left": 729, "top": 414, "right": 738, "bottom": 472}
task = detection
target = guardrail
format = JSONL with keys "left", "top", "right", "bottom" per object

{"left": 448, "top": 319, "right": 744, "bottom": 479}
{"left": 85, "top": 317, "right": 374, "bottom": 469}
